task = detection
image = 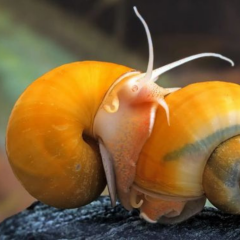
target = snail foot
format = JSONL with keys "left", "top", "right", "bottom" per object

{"left": 139, "top": 196, "right": 186, "bottom": 223}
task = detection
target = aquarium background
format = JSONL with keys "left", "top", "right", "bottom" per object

{"left": 1, "top": 0, "right": 240, "bottom": 222}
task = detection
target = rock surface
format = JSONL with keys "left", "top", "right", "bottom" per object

{"left": 1, "top": 196, "right": 240, "bottom": 239}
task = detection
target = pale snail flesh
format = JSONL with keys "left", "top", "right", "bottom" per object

{"left": 5, "top": 7, "right": 239, "bottom": 224}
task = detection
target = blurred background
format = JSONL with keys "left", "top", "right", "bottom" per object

{"left": 1, "top": 0, "right": 240, "bottom": 222}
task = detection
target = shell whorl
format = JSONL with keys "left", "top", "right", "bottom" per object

{"left": 6, "top": 61, "right": 132, "bottom": 208}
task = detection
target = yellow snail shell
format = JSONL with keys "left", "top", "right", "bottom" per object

{"left": 133, "top": 81, "right": 240, "bottom": 223}
{"left": 5, "top": 6, "right": 238, "bottom": 224}
{"left": 6, "top": 62, "right": 132, "bottom": 208}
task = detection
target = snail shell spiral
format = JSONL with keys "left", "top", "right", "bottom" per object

{"left": 6, "top": 61, "right": 132, "bottom": 208}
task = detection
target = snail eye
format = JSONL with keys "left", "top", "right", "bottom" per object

{"left": 131, "top": 85, "right": 139, "bottom": 93}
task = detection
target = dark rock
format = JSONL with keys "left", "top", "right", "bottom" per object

{"left": 1, "top": 196, "right": 240, "bottom": 239}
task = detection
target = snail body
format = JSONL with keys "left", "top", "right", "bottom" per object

{"left": 5, "top": 7, "right": 240, "bottom": 224}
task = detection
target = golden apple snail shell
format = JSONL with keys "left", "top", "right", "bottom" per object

{"left": 6, "top": 61, "right": 133, "bottom": 208}
{"left": 132, "top": 81, "right": 240, "bottom": 223}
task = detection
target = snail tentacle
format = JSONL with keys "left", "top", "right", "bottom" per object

{"left": 152, "top": 52, "right": 234, "bottom": 81}
{"left": 158, "top": 98, "right": 170, "bottom": 125}
{"left": 133, "top": 6, "right": 153, "bottom": 86}
{"left": 164, "top": 88, "right": 181, "bottom": 94}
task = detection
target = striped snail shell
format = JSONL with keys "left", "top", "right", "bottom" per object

{"left": 5, "top": 7, "right": 238, "bottom": 224}
{"left": 133, "top": 81, "right": 240, "bottom": 224}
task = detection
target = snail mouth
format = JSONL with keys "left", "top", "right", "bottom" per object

{"left": 130, "top": 183, "right": 204, "bottom": 223}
